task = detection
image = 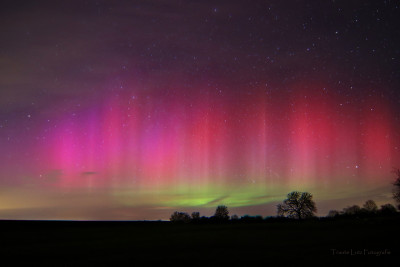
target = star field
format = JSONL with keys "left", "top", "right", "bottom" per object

{"left": 0, "top": 0, "right": 399, "bottom": 220}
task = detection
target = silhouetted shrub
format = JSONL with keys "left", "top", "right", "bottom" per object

{"left": 379, "top": 203, "right": 397, "bottom": 215}
{"left": 198, "top": 216, "right": 210, "bottom": 223}
{"left": 170, "top": 211, "right": 191, "bottom": 223}
{"left": 230, "top": 214, "right": 239, "bottom": 221}
{"left": 191, "top": 212, "right": 200, "bottom": 220}
{"left": 342, "top": 205, "right": 361, "bottom": 216}
{"left": 240, "top": 215, "right": 263, "bottom": 223}
{"left": 327, "top": 210, "right": 340, "bottom": 217}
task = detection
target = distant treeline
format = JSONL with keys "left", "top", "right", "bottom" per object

{"left": 170, "top": 201, "right": 399, "bottom": 224}
{"left": 171, "top": 170, "right": 400, "bottom": 223}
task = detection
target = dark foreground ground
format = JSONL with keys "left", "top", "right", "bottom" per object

{"left": 0, "top": 217, "right": 399, "bottom": 266}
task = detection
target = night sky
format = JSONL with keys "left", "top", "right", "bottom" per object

{"left": 0, "top": 0, "right": 399, "bottom": 220}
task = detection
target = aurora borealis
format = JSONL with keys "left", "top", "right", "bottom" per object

{"left": 0, "top": 1, "right": 399, "bottom": 220}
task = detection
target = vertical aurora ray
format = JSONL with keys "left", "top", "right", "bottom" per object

{"left": 18, "top": 83, "right": 395, "bottom": 214}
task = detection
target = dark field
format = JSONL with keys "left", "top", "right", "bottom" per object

{"left": 1, "top": 217, "right": 399, "bottom": 266}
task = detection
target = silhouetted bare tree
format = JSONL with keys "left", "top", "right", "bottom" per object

{"left": 214, "top": 205, "right": 229, "bottom": 220}
{"left": 277, "top": 191, "right": 317, "bottom": 219}
{"left": 363, "top": 200, "right": 378, "bottom": 213}
{"left": 393, "top": 169, "right": 400, "bottom": 209}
